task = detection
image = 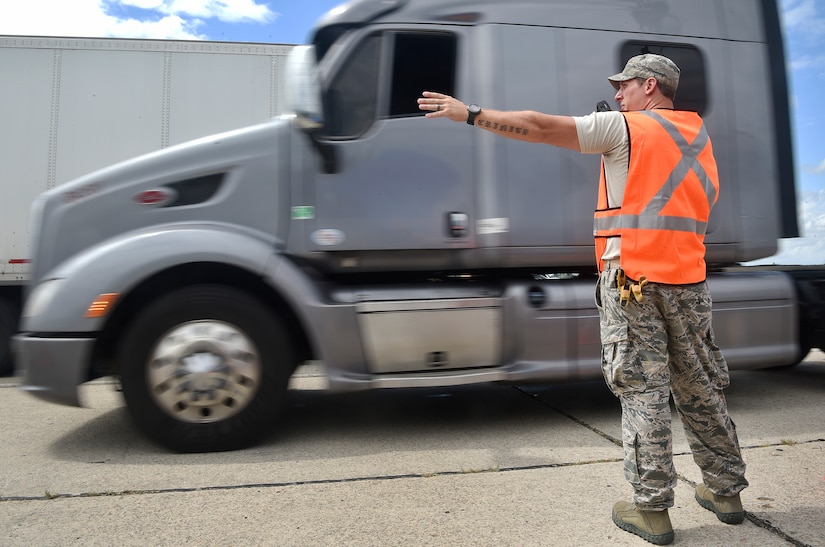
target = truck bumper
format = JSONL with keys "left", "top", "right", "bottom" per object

{"left": 14, "top": 334, "right": 95, "bottom": 407}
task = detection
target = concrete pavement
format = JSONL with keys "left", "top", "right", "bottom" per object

{"left": 1, "top": 352, "right": 823, "bottom": 546}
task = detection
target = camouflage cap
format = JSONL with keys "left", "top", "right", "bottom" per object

{"left": 608, "top": 54, "right": 680, "bottom": 91}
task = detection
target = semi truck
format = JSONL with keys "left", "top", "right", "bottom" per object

{"left": 14, "top": 0, "right": 825, "bottom": 452}
{"left": 0, "top": 35, "right": 294, "bottom": 375}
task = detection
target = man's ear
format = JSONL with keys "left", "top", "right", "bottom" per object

{"left": 644, "top": 77, "right": 657, "bottom": 95}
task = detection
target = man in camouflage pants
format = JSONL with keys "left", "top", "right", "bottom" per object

{"left": 596, "top": 272, "right": 749, "bottom": 543}
{"left": 420, "top": 53, "right": 749, "bottom": 544}
{"left": 591, "top": 56, "right": 749, "bottom": 545}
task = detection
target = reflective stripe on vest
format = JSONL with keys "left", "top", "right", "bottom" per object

{"left": 594, "top": 111, "right": 717, "bottom": 235}
{"left": 593, "top": 110, "right": 720, "bottom": 284}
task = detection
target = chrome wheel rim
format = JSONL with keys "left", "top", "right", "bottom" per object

{"left": 146, "top": 320, "right": 261, "bottom": 423}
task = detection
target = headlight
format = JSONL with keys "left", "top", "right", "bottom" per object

{"left": 21, "top": 278, "right": 65, "bottom": 319}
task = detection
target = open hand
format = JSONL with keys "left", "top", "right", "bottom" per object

{"left": 418, "top": 91, "right": 467, "bottom": 122}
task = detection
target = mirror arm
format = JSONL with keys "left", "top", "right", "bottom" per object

{"left": 298, "top": 119, "right": 338, "bottom": 175}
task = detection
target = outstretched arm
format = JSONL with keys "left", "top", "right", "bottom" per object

{"left": 418, "top": 91, "right": 581, "bottom": 152}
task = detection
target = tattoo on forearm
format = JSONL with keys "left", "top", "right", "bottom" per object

{"left": 477, "top": 119, "right": 529, "bottom": 136}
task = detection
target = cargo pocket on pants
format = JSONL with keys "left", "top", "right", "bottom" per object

{"left": 600, "top": 321, "right": 646, "bottom": 396}
{"left": 704, "top": 329, "right": 730, "bottom": 390}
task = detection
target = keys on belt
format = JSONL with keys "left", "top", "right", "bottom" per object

{"left": 615, "top": 268, "right": 648, "bottom": 306}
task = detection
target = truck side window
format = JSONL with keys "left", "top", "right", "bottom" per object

{"left": 389, "top": 33, "right": 456, "bottom": 118}
{"left": 325, "top": 32, "right": 457, "bottom": 138}
{"left": 620, "top": 42, "right": 707, "bottom": 115}
{"left": 326, "top": 34, "right": 381, "bottom": 137}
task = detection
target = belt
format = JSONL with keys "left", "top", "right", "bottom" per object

{"left": 603, "top": 259, "right": 621, "bottom": 270}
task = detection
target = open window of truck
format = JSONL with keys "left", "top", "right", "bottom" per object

{"left": 325, "top": 30, "right": 457, "bottom": 138}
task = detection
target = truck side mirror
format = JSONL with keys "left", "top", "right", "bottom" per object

{"left": 284, "top": 45, "right": 324, "bottom": 126}
{"left": 284, "top": 45, "right": 338, "bottom": 174}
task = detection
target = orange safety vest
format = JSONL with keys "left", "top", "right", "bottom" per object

{"left": 594, "top": 110, "right": 720, "bottom": 284}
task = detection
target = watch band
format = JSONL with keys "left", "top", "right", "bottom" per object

{"left": 467, "top": 104, "right": 482, "bottom": 125}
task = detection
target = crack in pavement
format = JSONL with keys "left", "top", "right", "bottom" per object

{"left": 517, "top": 385, "right": 818, "bottom": 547}
{"left": 1, "top": 379, "right": 819, "bottom": 546}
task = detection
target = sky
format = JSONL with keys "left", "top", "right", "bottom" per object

{"left": 0, "top": 0, "right": 823, "bottom": 264}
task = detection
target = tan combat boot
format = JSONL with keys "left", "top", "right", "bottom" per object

{"left": 611, "top": 500, "right": 674, "bottom": 545}
{"left": 695, "top": 484, "right": 745, "bottom": 524}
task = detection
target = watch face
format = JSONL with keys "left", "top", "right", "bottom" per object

{"left": 469, "top": 104, "right": 481, "bottom": 114}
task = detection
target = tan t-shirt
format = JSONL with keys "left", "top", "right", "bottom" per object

{"left": 573, "top": 111, "right": 629, "bottom": 261}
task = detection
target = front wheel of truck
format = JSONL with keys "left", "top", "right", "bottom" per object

{"left": 119, "top": 285, "right": 294, "bottom": 452}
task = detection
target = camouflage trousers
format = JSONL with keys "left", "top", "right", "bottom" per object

{"left": 595, "top": 268, "right": 749, "bottom": 510}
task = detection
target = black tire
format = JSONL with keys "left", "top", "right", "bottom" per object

{"left": 0, "top": 298, "right": 19, "bottom": 377}
{"left": 119, "top": 285, "right": 295, "bottom": 452}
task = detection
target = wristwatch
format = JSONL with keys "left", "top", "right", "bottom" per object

{"left": 467, "top": 104, "right": 482, "bottom": 125}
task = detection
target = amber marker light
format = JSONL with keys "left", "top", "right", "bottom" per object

{"left": 85, "top": 293, "right": 119, "bottom": 318}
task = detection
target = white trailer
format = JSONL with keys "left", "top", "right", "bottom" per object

{"left": 0, "top": 35, "right": 295, "bottom": 373}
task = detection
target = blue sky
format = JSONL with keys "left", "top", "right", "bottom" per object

{"left": 0, "top": 0, "right": 822, "bottom": 264}
{"left": 775, "top": 0, "right": 825, "bottom": 265}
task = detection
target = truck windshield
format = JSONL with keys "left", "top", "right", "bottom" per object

{"left": 326, "top": 33, "right": 381, "bottom": 137}
{"left": 314, "top": 23, "right": 360, "bottom": 61}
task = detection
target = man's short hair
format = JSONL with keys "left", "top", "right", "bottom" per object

{"left": 634, "top": 77, "right": 677, "bottom": 100}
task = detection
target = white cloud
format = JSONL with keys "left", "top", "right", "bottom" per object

{"left": 0, "top": 0, "right": 273, "bottom": 40}
{"left": 163, "top": 0, "right": 274, "bottom": 23}
{"left": 790, "top": 53, "right": 825, "bottom": 71}
{"left": 805, "top": 159, "right": 825, "bottom": 174}
{"left": 0, "top": 1, "right": 113, "bottom": 38}
{"left": 751, "top": 190, "right": 825, "bottom": 265}
{"left": 782, "top": 0, "right": 825, "bottom": 41}
{"left": 121, "top": 0, "right": 165, "bottom": 8}
{"left": 108, "top": 13, "right": 205, "bottom": 40}
{"left": 782, "top": 0, "right": 815, "bottom": 29}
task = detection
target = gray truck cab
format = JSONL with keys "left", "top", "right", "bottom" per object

{"left": 17, "top": 0, "right": 803, "bottom": 452}
{"left": 291, "top": 0, "right": 795, "bottom": 268}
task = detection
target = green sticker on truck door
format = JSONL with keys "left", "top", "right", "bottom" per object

{"left": 292, "top": 206, "right": 315, "bottom": 220}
